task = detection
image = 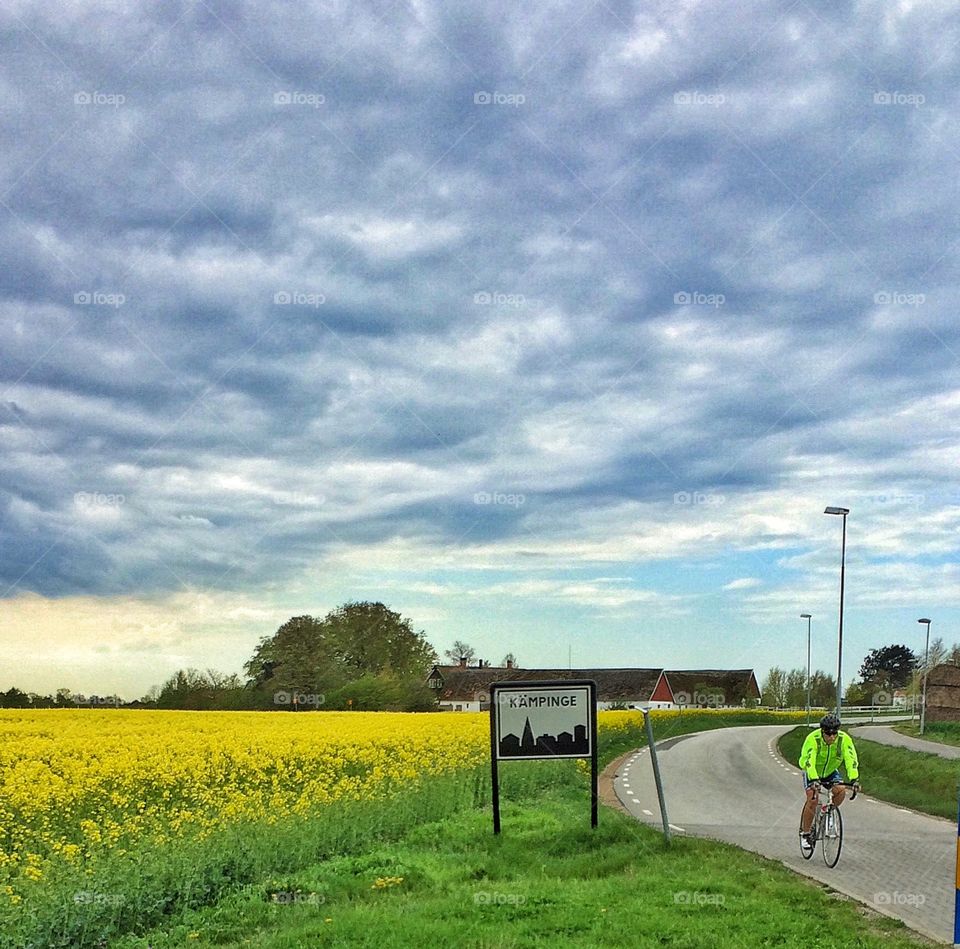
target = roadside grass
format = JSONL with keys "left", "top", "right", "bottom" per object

{"left": 894, "top": 721, "right": 960, "bottom": 747}
{"left": 778, "top": 727, "right": 959, "bottom": 820}
{"left": 115, "top": 776, "right": 928, "bottom": 949}
{"left": 2, "top": 711, "right": 809, "bottom": 949}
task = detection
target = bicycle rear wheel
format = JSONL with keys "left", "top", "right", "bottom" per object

{"left": 821, "top": 804, "right": 842, "bottom": 867}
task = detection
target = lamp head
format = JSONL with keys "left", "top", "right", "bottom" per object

{"left": 918, "top": 618, "right": 931, "bottom": 625}
{"left": 824, "top": 506, "right": 850, "bottom": 515}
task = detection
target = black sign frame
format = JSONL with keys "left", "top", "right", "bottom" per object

{"left": 489, "top": 679, "right": 598, "bottom": 833}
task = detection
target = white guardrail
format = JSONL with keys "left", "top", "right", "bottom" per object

{"left": 761, "top": 705, "right": 917, "bottom": 723}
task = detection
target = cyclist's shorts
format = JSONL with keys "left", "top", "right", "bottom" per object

{"left": 803, "top": 769, "right": 841, "bottom": 790}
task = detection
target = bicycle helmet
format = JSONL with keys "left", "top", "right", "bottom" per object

{"left": 819, "top": 713, "right": 840, "bottom": 734}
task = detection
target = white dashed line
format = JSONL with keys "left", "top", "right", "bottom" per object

{"left": 642, "top": 809, "right": 653, "bottom": 815}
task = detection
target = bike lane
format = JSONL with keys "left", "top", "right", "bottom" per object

{"left": 613, "top": 724, "right": 954, "bottom": 943}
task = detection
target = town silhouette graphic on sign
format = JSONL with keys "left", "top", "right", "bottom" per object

{"left": 498, "top": 716, "right": 590, "bottom": 757}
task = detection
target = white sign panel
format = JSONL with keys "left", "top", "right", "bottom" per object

{"left": 493, "top": 684, "right": 592, "bottom": 759}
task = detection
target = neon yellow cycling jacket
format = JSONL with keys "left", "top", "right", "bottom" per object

{"left": 798, "top": 728, "right": 859, "bottom": 781}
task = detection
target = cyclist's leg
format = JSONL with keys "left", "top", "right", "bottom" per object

{"left": 800, "top": 775, "right": 817, "bottom": 833}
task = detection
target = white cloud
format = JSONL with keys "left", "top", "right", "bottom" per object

{"left": 723, "top": 578, "right": 762, "bottom": 590}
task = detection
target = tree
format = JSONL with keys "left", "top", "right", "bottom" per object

{"left": 858, "top": 644, "right": 917, "bottom": 690}
{"left": 156, "top": 668, "right": 246, "bottom": 710}
{"left": 501, "top": 652, "right": 518, "bottom": 667}
{"left": 0, "top": 687, "right": 30, "bottom": 708}
{"left": 844, "top": 680, "right": 870, "bottom": 706}
{"left": 761, "top": 667, "right": 787, "bottom": 708}
{"left": 139, "top": 684, "right": 161, "bottom": 706}
{"left": 784, "top": 669, "right": 807, "bottom": 708}
{"left": 245, "top": 615, "right": 346, "bottom": 699}
{"left": 918, "top": 637, "right": 947, "bottom": 672}
{"left": 323, "top": 602, "right": 436, "bottom": 678}
{"left": 948, "top": 642, "right": 960, "bottom": 666}
{"left": 808, "top": 671, "right": 836, "bottom": 708}
{"left": 444, "top": 640, "right": 476, "bottom": 664}
{"left": 245, "top": 603, "right": 437, "bottom": 710}
{"left": 55, "top": 687, "right": 76, "bottom": 708}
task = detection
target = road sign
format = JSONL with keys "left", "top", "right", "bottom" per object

{"left": 493, "top": 683, "right": 593, "bottom": 759}
{"left": 489, "top": 679, "right": 597, "bottom": 832}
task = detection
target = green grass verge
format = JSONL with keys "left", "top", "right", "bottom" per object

{"left": 894, "top": 722, "right": 960, "bottom": 747}
{"left": 113, "top": 775, "right": 928, "bottom": 949}
{"left": 778, "top": 727, "right": 959, "bottom": 820}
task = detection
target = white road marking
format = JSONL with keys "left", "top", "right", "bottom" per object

{"left": 642, "top": 808, "right": 653, "bottom": 815}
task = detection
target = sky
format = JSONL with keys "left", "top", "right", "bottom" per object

{"left": 1, "top": 0, "right": 958, "bottom": 699}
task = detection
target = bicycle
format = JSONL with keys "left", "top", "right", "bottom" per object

{"left": 799, "top": 780, "right": 858, "bottom": 867}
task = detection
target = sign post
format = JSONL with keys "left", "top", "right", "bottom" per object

{"left": 489, "top": 679, "right": 598, "bottom": 833}
{"left": 642, "top": 709, "right": 672, "bottom": 845}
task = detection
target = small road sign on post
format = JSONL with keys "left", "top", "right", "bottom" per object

{"left": 489, "top": 679, "right": 598, "bottom": 833}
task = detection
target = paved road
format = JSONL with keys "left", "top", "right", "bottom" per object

{"left": 851, "top": 724, "right": 960, "bottom": 760}
{"left": 614, "top": 725, "right": 955, "bottom": 943}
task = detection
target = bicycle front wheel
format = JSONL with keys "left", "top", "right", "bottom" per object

{"left": 821, "top": 804, "right": 843, "bottom": 867}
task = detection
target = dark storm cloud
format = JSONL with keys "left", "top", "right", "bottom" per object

{"left": 1, "top": 0, "right": 959, "bottom": 597}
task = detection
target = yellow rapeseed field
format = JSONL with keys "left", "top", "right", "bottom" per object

{"left": 0, "top": 706, "right": 803, "bottom": 910}
{"left": 0, "top": 709, "right": 490, "bottom": 903}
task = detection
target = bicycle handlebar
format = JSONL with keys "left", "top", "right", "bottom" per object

{"left": 809, "top": 779, "right": 859, "bottom": 800}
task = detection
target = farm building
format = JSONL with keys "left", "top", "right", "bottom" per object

{"left": 425, "top": 661, "right": 760, "bottom": 712}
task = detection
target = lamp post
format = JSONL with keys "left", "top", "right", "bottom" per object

{"left": 918, "top": 617, "right": 932, "bottom": 735}
{"left": 801, "top": 613, "right": 812, "bottom": 728}
{"left": 824, "top": 506, "right": 850, "bottom": 716}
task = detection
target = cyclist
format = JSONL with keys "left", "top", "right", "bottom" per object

{"left": 798, "top": 713, "right": 860, "bottom": 844}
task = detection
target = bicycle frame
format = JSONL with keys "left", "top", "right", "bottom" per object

{"left": 800, "top": 780, "right": 858, "bottom": 867}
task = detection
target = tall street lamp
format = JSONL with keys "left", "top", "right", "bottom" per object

{"left": 824, "top": 506, "right": 850, "bottom": 716}
{"left": 918, "top": 617, "right": 932, "bottom": 736}
{"left": 801, "top": 613, "right": 812, "bottom": 728}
